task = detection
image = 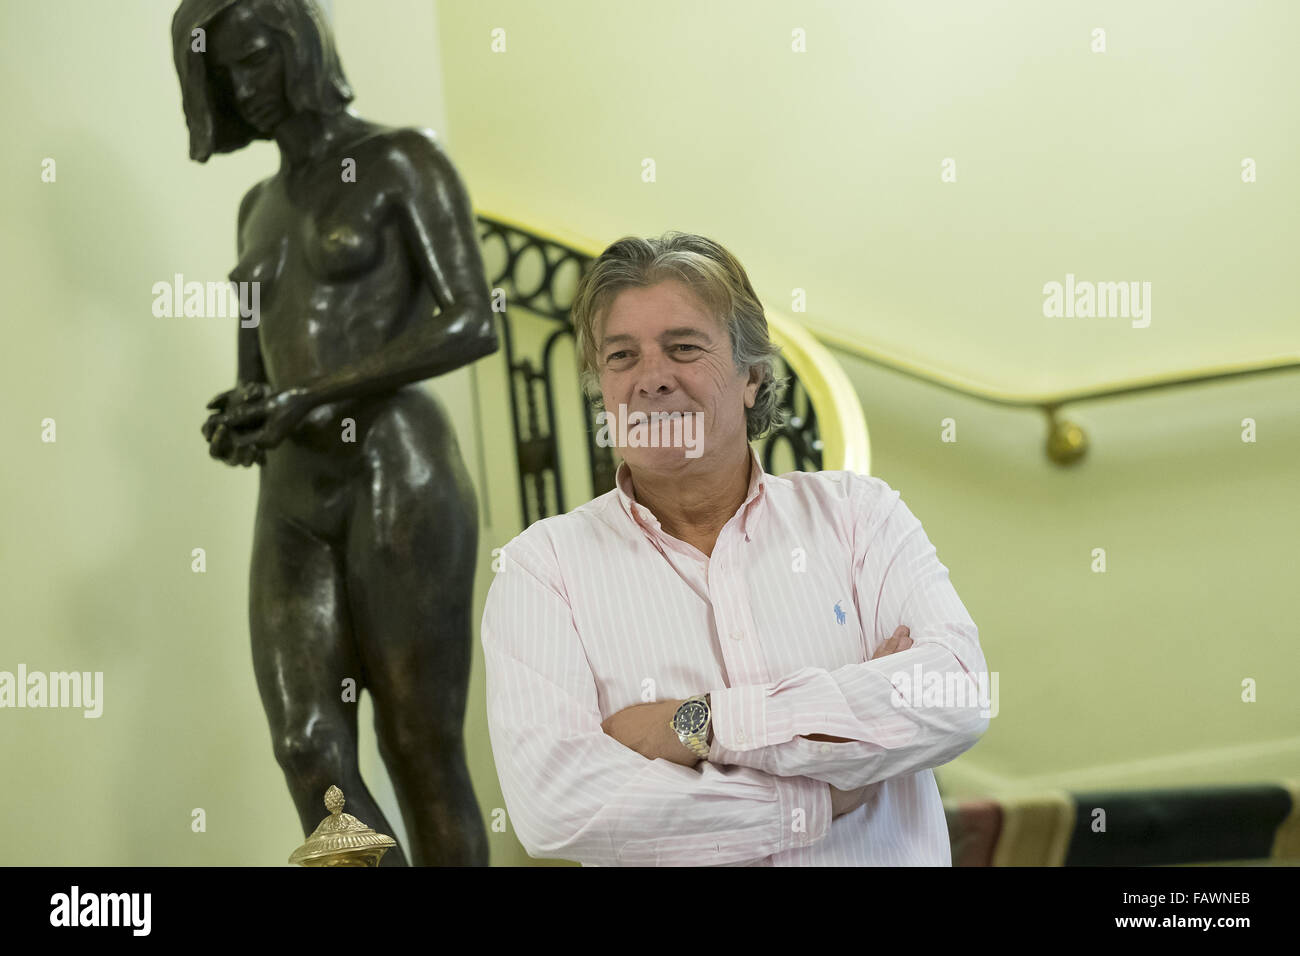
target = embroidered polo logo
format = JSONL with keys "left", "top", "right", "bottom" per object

{"left": 833, "top": 601, "right": 846, "bottom": 625}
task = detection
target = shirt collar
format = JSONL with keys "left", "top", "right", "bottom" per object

{"left": 615, "top": 445, "right": 770, "bottom": 543}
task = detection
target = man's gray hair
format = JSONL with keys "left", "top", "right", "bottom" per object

{"left": 571, "top": 232, "right": 788, "bottom": 441}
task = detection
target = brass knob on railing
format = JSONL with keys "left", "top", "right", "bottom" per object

{"left": 1045, "top": 411, "right": 1088, "bottom": 466}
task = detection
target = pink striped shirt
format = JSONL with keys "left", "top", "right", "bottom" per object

{"left": 481, "top": 445, "right": 989, "bottom": 865}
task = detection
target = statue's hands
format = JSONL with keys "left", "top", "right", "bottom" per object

{"left": 203, "top": 382, "right": 273, "bottom": 467}
{"left": 206, "top": 385, "right": 313, "bottom": 457}
{"left": 205, "top": 381, "right": 271, "bottom": 418}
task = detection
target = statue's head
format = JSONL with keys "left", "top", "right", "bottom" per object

{"left": 172, "top": 0, "right": 353, "bottom": 162}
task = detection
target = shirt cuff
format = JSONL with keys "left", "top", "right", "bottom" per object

{"left": 776, "top": 774, "right": 831, "bottom": 852}
{"left": 709, "top": 683, "right": 769, "bottom": 752}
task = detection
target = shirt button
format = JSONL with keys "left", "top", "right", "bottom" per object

{"left": 730, "top": 630, "right": 743, "bottom": 641}
{"left": 737, "top": 729, "right": 747, "bottom": 743}
{"left": 820, "top": 743, "right": 832, "bottom": 754}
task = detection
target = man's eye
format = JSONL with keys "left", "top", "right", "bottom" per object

{"left": 606, "top": 345, "right": 696, "bottom": 362}
{"left": 245, "top": 49, "right": 270, "bottom": 65}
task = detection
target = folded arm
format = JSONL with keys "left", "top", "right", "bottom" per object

{"left": 482, "top": 535, "right": 832, "bottom": 866}
{"left": 707, "top": 477, "right": 990, "bottom": 791}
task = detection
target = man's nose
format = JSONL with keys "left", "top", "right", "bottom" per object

{"left": 635, "top": 350, "right": 676, "bottom": 396}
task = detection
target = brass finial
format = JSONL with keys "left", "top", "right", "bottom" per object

{"left": 324, "top": 785, "right": 345, "bottom": 815}
{"left": 288, "top": 785, "right": 397, "bottom": 867}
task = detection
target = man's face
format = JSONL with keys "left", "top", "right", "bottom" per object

{"left": 597, "top": 279, "right": 760, "bottom": 473}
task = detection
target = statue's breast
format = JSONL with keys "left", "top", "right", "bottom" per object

{"left": 230, "top": 184, "right": 290, "bottom": 289}
{"left": 231, "top": 178, "right": 387, "bottom": 289}
{"left": 229, "top": 238, "right": 286, "bottom": 288}
{"left": 306, "top": 215, "right": 384, "bottom": 280}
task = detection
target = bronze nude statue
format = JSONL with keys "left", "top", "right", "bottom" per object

{"left": 172, "top": 0, "right": 495, "bottom": 865}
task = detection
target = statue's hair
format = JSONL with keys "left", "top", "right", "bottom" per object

{"left": 571, "top": 232, "right": 789, "bottom": 442}
{"left": 172, "top": 0, "right": 353, "bottom": 162}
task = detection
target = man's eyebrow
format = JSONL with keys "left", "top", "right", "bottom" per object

{"left": 601, "top": 327, "right": 713, "bottom": 349}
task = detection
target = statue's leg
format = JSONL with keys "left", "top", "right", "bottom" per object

{"left": 346, "top": 389, "right": 490, "bottom": 866}
{"left": 250, "top": 495, "right": 409, "bottom": 867}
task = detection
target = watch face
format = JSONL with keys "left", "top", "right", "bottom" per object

{"left": 674, "top": 700, "right": 708, "bottom": 735}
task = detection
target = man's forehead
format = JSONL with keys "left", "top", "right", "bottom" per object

{"left": 602, "top": 324, "right": 718, "bottom": 348}
{"left": 599, "top": 284, "right": 720, "bottom": 344}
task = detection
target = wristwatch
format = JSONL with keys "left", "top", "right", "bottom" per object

{"left": 670, "top": 693, "right": 711, "bottom": 759}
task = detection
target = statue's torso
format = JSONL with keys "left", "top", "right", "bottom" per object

{"left": 230, "top": 131, "right": 434, "bottom": 390}
{"left": 230, "top": 130, "right": 455, "bottom": 507}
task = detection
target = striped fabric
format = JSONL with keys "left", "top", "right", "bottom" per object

{"left": 481, "top": 445, "right": 990, "bottom": 865}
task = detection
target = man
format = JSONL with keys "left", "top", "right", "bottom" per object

{"left": 481, "top": 232, "right": 989, "bottom": 865}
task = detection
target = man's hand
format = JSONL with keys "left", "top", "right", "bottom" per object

{"left": 600, "top": 699, "right": 700, "bottom": 767}
{"left": 870, "top": 624, "right": 913, "bottom": 663}
{"left": 831, "top": 781, "right": 881, "bottom": 819}
{"left": 803, "top": 625, "right": 912, "bottom": 744}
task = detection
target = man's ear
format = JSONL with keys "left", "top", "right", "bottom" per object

{"left": 744, "top": 365, "right": 762, "bottom": 408}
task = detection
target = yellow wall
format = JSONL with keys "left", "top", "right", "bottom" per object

{"left": 0, "top": 0, "right": 1294, "bottom": 867}
{"left": 429, "top": 0, "right": 1300, "bottom": 865}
